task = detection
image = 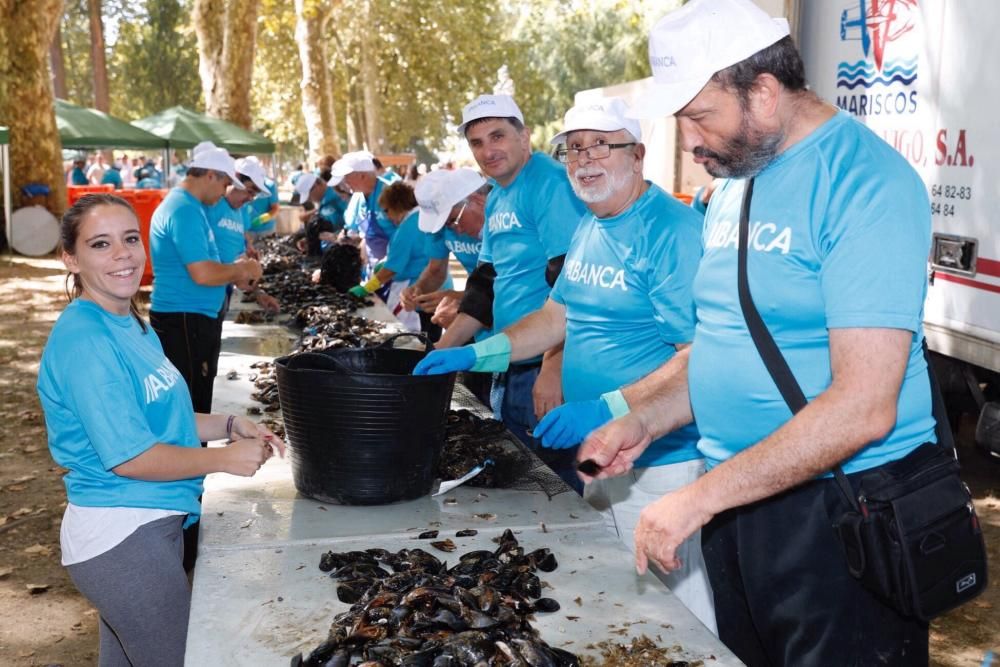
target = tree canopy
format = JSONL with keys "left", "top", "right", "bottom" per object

{"left": 41, "top": 0, "right": 680, "bottom": 160}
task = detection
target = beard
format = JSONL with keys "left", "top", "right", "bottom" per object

{"left": 570, "top": 162, "right": 634, "bottom": 203}
{"left": 694, "top": 112, "right": 785, "bottom": 179}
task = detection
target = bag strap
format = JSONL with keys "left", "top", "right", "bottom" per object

{"left": 734, "top": 179, "right": 955, "bottom": 513}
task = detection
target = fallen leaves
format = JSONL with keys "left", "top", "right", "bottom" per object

{"left": 23, "top": 543, "right": 52, "bottom": 556}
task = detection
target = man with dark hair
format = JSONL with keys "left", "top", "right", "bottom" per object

{"left": 415, "top": 94, "right": 588, "bottom": 491}
{"left": 335, "top": 151, "right": 397, "bottom": 274}
{"left": 208, "top": 157, "right": 280, "bottom": 318}
{"left": 149, "top": 148, "right": 262, "bottom": 414}
{"left": 577, "top": 0, "right": 934, "bottom": 663}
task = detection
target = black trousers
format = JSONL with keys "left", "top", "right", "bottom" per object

{"left": 149, "top": 311, "right": 223, "bottom": 415}
{"left": 701, "top": 471, "right": 929, "bottom": 667}
{"left": 149, "top": 310, "right": 223, "bottom": 571}
{"left": 493, "top": 363, "right": 582, "bottom": 494}
{"left": 418, "top": 310, "right": 442, "bottom": 344}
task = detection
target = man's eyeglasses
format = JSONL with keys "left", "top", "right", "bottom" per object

{"left": 445, "top": 202, "right": 468, "bottom": 229}
{"left": 555, "top": 142, "right": 636, "bottom": 164}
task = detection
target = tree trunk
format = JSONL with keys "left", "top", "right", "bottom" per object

{"left": 193, "top": 0, "right": 224, "bottom": 115}
{"left": 218, "top": 0, "right": 258, "bottom": 128}
{"left": 345, "top": 85, "right": 365, "bottom": 153}
{"left": 320, "top": 48, "right": 340, "bottom": 154}
{"left": 194, "top": 0, "right": 259, "bottom": 130}
{"left": 49, "top": 23, "right": 68, "bottom": 100}
{"left": 357, "top": 0, "right": 382, "bottom": 153}
{"left": 295, "top": 0, "right": 338, "bottom": 163}
{"left": 87, "top": 0, "right": 109, "bottom": 112}
{"left": 0, "top": 0, "right": 67, "bottom": 214}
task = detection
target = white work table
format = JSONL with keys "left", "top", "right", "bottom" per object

{"left": 185, "top": 295, "right": 742, "bottom": 666}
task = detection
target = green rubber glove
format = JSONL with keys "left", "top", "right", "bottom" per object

{"left": 469, "top": 333, "right": 513, "bottom": 373}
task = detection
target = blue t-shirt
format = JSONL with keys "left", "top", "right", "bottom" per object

{"left": 71, "top": 167, "right": 89, "bottom": 185}
{"left": 480, "top": 152, "right": 586, "bottom": 333}
{"left": 36, "top": 300, "right": 203, "bottom": 525}
{"left": 688, "top": 111, "right": 935, "bottom": 474}
{"left": 319, "top": 187, "right": 347, "bottom": 232}
{"left": 248, "top": 179, "right": 279, "bottom": 234}
{"left": 150, "top": 187, "right": 226, "bottom": 318}
{"left": 207, "top": 197, "right": 249, "bottom": 264}
{"left": 383, "top": 211, "right": 433, "bottom": 282}
{"left": 344, "top": 177, "right": 397, "bottom": 260}
{"left": 426, "top": 227, "right": 482, "bottom": 274}
{"left": 101, "top": 169, "right": 123, "bottom": 189}
{"left": 551, "top": 184, "right": 702, "bottom": 467}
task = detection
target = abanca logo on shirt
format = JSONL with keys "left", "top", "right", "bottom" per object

{"left": 144, "top": 361, "right": 181, "bottom": 404}
{"left": 488, "top": 212, "right": 523, "bottom": 233}
{"left": 217, "top": 216, "right": 244, "bottom": 234}
{"left": 705, "top": 220, "right": 793, "bottom": 255}
{"left": 563, "top": 259, "right": 628, "bottom": 291}
{"left": 446, "top": 239, "right": 481, "bottom": 256}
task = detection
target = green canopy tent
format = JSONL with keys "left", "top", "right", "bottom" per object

{"left": 132, "top": 106, "right": 275, "bottom": 154}
{"left": 55, "top": 99, "right": 169, "bottom": 150}
{"left": 1, "top": 127, "right": 11, "bottom": 261}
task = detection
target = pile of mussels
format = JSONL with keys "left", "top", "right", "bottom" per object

{"left": 438, "top": 410, "right": 529, "bottom": 489}
{"left": 293, "top": 529, "right": 577, "bottom": 666}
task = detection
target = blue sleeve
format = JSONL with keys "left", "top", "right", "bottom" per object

{"left": 818, "top": 159, "right": 930, "bottom": 332}
{"left": 646, "top": 210, "right": 702, "bottom": 344}
{"left": 383, "top": 222, "right": 418, "bottom": 274}
{"left": 478, "top": 194, "right": 495, "bottom": 264}
{"left": 344, "top": 193, "right": 365, "bottom": 232}
{"left": 533, "top": 171, "right": 586, "bottom": 259}
{"left": 549, "top": 272, "right": 567, "bottom": 305}
{"left": 170, "top": 205, "right": 215, "bottom": 266}
{"left": 425, "top": 231, "right": 449, "bottom": 260}
{"left": 52, "top": 335, "right": 159, "bottom": 469}
{"left": 691, "top": 188, "right": 708, "bottom": 215}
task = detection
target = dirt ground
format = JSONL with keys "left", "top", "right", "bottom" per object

{"left": 0, "top": 254, "right": 997, "bottom": 666}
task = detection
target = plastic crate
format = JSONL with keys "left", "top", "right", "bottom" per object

{"left": 66, "top": 184, "right": 115, "bottom": 206}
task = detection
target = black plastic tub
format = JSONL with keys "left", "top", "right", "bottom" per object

{"left": 275, "top": 333, "right": 456, "bottom": 505}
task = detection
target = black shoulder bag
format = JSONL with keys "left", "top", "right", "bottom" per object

{"left": 735, "top": 178, "right": 987, "bottom": 621}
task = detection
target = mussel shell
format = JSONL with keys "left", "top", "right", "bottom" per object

{"left": 532, "top": 597, "right": 561, "bottom": 613}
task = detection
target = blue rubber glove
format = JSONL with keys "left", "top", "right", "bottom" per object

{"left": 533, "top": 398, "right": 612, "bottom": 449}
{"left": 412, "top": 346, "right": 477, "bottom": 375}
{"left": 348, "top": 285, "right": 368, "bottom": 298}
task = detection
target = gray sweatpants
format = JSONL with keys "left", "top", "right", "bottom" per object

{"left": 66, "top": 515, "right": 190, "bottom": 667}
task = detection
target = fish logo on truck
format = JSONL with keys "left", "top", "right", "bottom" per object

{"left": 835, "top": 0, "right": 918, "bottom": 116}
{"left": 831, "top": 0, "right": 973, "bottom": 171}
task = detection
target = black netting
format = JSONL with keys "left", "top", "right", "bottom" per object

{"left": 444, "top": 384, "right": 572, "bottom": 498}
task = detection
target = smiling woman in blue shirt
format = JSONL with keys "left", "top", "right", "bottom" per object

{"left": 37, "top": 194, "right": 284, "bottom": 665}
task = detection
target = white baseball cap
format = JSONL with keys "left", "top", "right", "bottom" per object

{"left": 457, "top": 94, "right": 524, "bottom": 135}
{"left": 234, "top": 157, "right": 268, "bottom": 193}
{"left": 629, "top": 0, "right": 790, "bottom": 119}
{"left": 414, "top": 168, "right": 487, "bottom": 233}
{"left": 192, "top": 140, "right": 218, "bottom": 157}
{"left": 189, "top": 148, "right": 244, "bottom": 189}
{"left": 295, "top": 172, "right": 321, "bottom": 202}
{"left": 550, "top": 97, "right": 642, "bottom": 145}
{"left": 331, "top": 150, "right": 376, "bottom": 179}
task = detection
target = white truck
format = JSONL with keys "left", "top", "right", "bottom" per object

{"left": 797, "top": 0, "right": 1000, "bottom": 456}
{"left": 580, "top": 0, "right": 999, "bottom": 456}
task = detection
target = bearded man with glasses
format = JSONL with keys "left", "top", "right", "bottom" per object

{"left": 413, "top": 100, "right": 714, "bottom": 632}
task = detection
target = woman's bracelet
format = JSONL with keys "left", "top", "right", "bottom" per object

{"left": 225, "top": 415, "right": 235, "bottom": 440}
